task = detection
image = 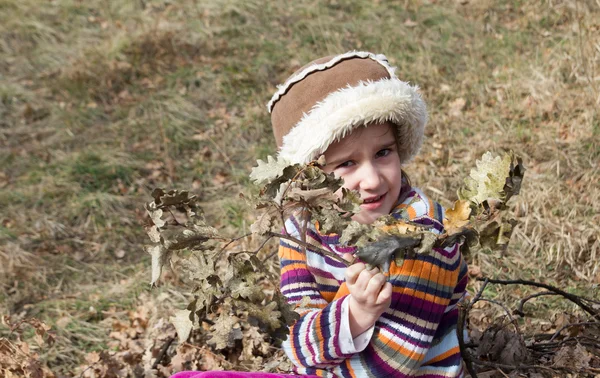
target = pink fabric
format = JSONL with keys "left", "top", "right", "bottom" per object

{"left": 170, "top": 372, "right": 319, "bottom": 378}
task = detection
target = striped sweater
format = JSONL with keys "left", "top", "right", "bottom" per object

{"left": 278, "top": 186, "right": 469, "bottom": 378}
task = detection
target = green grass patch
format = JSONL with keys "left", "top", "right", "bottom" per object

{"left": 69, "top": 152, "right": 135, "bottom": 192}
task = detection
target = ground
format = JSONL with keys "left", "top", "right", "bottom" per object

{"left": 0, "top": 0, "right": 598, "bottom": 376}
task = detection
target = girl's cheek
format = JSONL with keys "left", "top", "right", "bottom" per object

{"left": 340, "top": 174, "right": 358, "bottom": 191}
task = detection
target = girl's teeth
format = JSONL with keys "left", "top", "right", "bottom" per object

{"left": 364, "top": 195, "right": 381, "bottom": 203}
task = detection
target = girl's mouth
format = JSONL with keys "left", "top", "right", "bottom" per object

{"left": 361, "top": 193, "right": 386, "bottom": 209}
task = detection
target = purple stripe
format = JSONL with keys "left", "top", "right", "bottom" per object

{"left": 412, "top": 217, "right": 444, "bottom": 233}
{"left": 319, "top": 302, "right": 335, "bottom": 361}
{"left": 307, "top": 265, "right": 339, "bottom": 280}
{"left": 432, "top": 244, "right": 460, "bottom": 259}
{"left": 290, "top": 316, "right": 308, "bottom": 367}
{"left": 281, "top": 270, "right": 316, "bottom": 285}
{"left": 335, "top": 245, "right": 357, "bottom": 253}
{"left": 332, "top": 299, "right": 344, "bottom": 358}
{"left": 434, "top": 309, "right": 458, "bottom": 339}
{"left": 284, "top": 294, "right": 324, "bottom": 302}
{"left": 305, "top": 312, "right": 318, "bottom": 366}
{"left": 390, "top": 294, "right": 446, "bottom": 323}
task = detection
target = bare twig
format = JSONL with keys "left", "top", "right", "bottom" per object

{"left": 229, "top": 234, "right": 275, "bottom": 257}
{"left": 152, "top": 336, "right": 174, "bottom": 369}
{"left": 549, "top": 321, "right": 599, "bottom": 342}
{"left": 261, "top": 247, "right": 280, "bottom": 263}
{"left": 79, "top": 361, "right": 101, "bottom": 378}
{"left": 217, "top": 233, "right": 253, "bottom": 255}
{"left": 515, "top": 291, "right": 559, "bottom": 317}
{"left": 468, "top": 278, "right": 489, "bottom": 312}
{"left": 457, "top": 302, "right": 478, "bottom": 378}
{"left": 475, "top": 278, "right": 599, "bottom": 318}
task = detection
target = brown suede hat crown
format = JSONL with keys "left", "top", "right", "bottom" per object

{"left": 267, "top": 51, "right": 427, "bottom": 165}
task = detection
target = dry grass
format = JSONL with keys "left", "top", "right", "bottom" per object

{"left": 0, "top": 0, "right": 598, "bottom": 374}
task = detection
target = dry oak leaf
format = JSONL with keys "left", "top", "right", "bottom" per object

{"left": 250, "top": 155, "right": 290, "bottom": 185}
{"left": 208, "top": 313, "right": 243, "bottom": 350}
{"left": 170, "top": 310, "right": 194, "bottom": 343}
{"left": 553, "top": 343, "right": 591, "bottom": 370}
{"left": 443, "top": 199, "right": 471, "bottom": 235}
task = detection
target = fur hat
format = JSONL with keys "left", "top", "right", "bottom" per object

{"left": 268, "top": 51, "right": 427, "bottom": 165}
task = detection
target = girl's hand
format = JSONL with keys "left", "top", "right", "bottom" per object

{"left": 342, "top": 254, "right": 392, "bottom": 337}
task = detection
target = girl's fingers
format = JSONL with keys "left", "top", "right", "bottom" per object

{"left": 341, "top": 253, "right": 354, "bottom": 262}
{"left": 354, "top": 266, "right": 380, "bottom": 291}
{"left": 364, "top": 273, "right": 386, "bottom": 298}
{"left": 375, "top": 282, "right": 393, "bottom": 306}
{"left": 345, "top": 262, "right": 366, "bottom": 285}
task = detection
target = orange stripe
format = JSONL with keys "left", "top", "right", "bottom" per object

{"left": 278, "top": 246, "right": 307, "bottom": 261}
{"left": 428, "top": 198, "right": 436, "bottom": 218}
{"left": 281, "top": 263, "right": 311, "bottom": 275}
{"left": 289, "top": 322, "right": 303, "bottom": 365}
{"left": 321, "top": 291, "right": 336, "bottom": 303}
{"left": 426, "top": 346, "right": 460, "bottom": 364}
{"left": 407, "top": 206, "right": 417, "bottom": 220}
{"left": 376, "top": 332, "right": 425, "bottom": 361}
{"left": 344, "top": 358, "right": 358, "bottom": 378}
{"left": 391, "top": 287, "right": 451, "bottom": 306}
{"left": 389, "top": 260, "right": 458, "bottom": 287}
{"left": 314, "top": 310, "right": 326, "bottom": 364}
{"left": 333, "top": 282, "right": 350, "bottom": 300}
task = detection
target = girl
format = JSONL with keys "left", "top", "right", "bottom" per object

{"left": 172, "top": 51, "right": 468, "bottom": 378}
{"left": 272, "top": 51, "right": 468, "bottom": 378}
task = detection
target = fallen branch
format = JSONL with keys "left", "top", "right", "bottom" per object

{"left": 515, "top": 291, "right": 558, "bottom": 316}
{"left": 475, "top": 277, "right": 599, "bottom": 318}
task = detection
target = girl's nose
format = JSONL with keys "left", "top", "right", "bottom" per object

{"left": 359, "top": 162, "right": 383, "bottom": 190}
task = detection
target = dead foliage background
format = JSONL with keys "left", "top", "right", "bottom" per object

{"left": 0, "top": 0, "right": 598, "bottom": 377}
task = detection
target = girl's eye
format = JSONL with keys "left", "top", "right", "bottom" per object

{"left": 336, "top": 160, "right": 354, "bottom": 169}
{"left": 376, "top": 148, "right": 391, "bottom": 158}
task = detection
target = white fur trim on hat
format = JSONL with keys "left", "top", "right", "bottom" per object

{"left": 278, "top": 78, "right": 427, "bottom": 165}
{"left": 267, "top": 51, "right": 396, "bottom": 113}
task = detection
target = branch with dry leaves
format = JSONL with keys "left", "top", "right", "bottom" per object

{"left": 458, "top": 278, "right": 600, "bottom": 377}
{"left": 142, "top": 151, "right": 527, "bottom": 372}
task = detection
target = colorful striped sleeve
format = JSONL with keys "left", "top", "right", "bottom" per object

{"left": 279, "top": 219, "right": 357, "bottom": 369}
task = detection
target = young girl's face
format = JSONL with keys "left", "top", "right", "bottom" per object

{"left": 322, "top": 122, "right": 403, "bottom": 224}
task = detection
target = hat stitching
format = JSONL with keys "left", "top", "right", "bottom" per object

{"left": 267, "top": 51, "right": 396, "bottom": 113}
